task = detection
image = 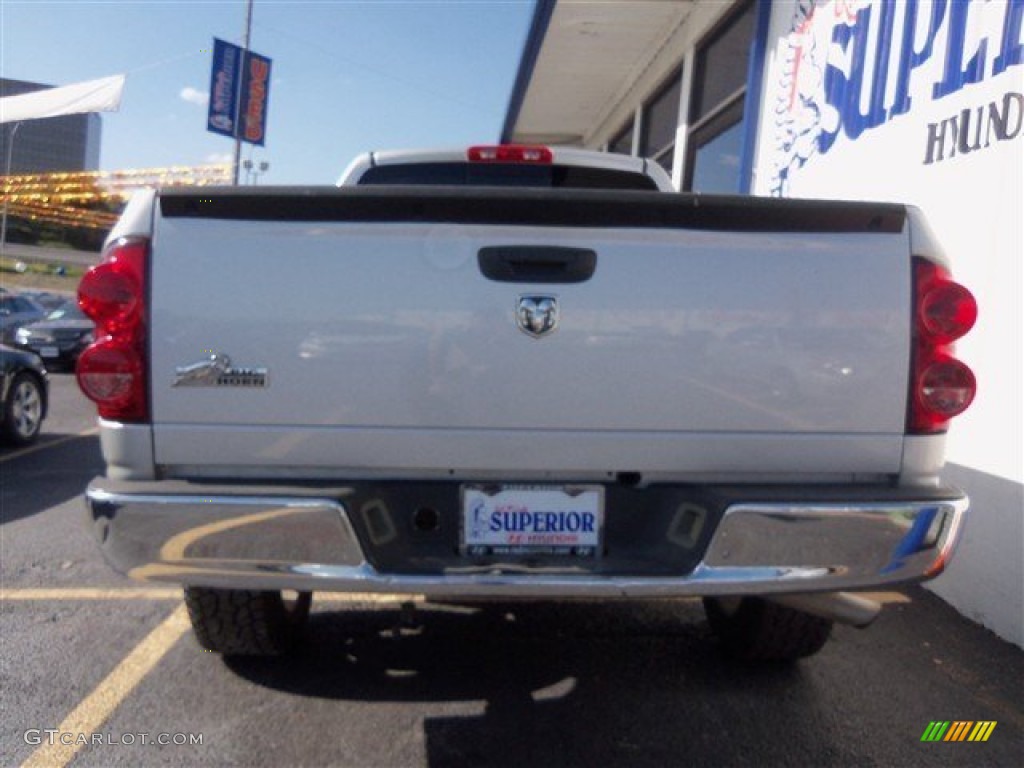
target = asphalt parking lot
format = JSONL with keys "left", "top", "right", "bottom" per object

{"left": 1, "top": 373, "right": 1022, "bottom": 767}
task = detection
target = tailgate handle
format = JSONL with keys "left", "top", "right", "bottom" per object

{"left": 478, "top": 246, "right": 596, "bottom": 284}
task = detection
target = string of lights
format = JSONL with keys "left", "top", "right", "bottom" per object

{"left": 5, "top": 201, "right": 119, "bottom": 230}
{"left": 1, "top": 164, "right": 231, "bottom": 197}
{"left": 0, "top": 164, "right": 231, "bottom": 230}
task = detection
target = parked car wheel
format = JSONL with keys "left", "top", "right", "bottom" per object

{"left": 2, "top": 372, "right": 45, "bottom": 445}
{"left": 703, "top": 596, "right": 833, "bottom": 661}
{"left": 183, "top": 587, "right": 312, "bottom": 656}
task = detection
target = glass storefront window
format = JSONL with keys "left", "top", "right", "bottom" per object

{"left": 684, "top": 0, "right": 755, "bottom": 193}
{"left": 641, "top": 71, "right": 682, "bottom": 171}
{"left": 690, "top": 116, "right": 745, "bottom": 193}
{"left": 609, "top": 121, "right": 634, "bottom": 155}
{"left": 691, "top": 1, "right": 756, "bottom": 123}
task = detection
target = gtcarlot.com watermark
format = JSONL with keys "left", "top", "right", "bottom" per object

{"left": 24, "top": 730, "right": 203, "bottom": 747}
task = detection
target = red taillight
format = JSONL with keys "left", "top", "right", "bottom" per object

{"left": 909, "top": 258, "right": 977, "bottom": 433}
{"left": 78, "top": 241, "right": 144, "bottom": 334}
{"left": 917, "top": 266, "right": 978, "bottom": 345}
{"left": 467, "top": 145, "right": 553, "bottom": 164}
{"left": 76, "top": 338, "right": 146, "bottom": 420}
{"left": 77, "top": 237, "right": 149, "bottom": 422}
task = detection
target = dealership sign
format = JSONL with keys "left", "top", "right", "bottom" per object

{"left": 207, "top": 38, "right": 272, "bottom": 146}
{"left": 763, "top": 0, "right": 1023, "bottom": 196}
{"left": 754, "top": 0, "right": 1024, "bottom": 492}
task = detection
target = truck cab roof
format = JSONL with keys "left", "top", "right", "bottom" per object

{"left": 337, "top": 145, "right": 675, "bottom": 192}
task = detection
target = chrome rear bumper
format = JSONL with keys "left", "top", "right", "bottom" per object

{"left": 85, "top": 480, "right": 967, "bottom": 598}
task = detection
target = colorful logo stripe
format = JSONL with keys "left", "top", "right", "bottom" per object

{"left": 967, "top": 722, "right": 998, "bottom": 742}
{"left": 921, "top": 721, "right": 997, "bottom": 742}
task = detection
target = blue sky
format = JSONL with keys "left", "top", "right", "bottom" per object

{"left": 1, "top": 0, "right": 535, "bottom": 183}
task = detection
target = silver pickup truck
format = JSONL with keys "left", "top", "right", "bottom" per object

{"left": 77, "top": 145, "right": 978, "bottom": 661}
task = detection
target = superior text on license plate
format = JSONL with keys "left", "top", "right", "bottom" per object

{"left": 461, "top": 485, "right": 604, "bottom": 558}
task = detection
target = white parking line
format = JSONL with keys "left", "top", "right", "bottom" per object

{"left": 0, "top": 427, "right": 99, "bottom": 464}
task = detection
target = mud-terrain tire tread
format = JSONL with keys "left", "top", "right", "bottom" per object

{"left": 703, "top": 596, "right": 833, "bottom": 662}
{"left": 183, "top": 587, "right": 311, "bottom": 656}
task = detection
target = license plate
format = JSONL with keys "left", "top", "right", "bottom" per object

{"left": 39, "top": 346, "right": 59, "bottom": 358}
{"left": 461, "top": 485, "right": 604, "bottom": 558}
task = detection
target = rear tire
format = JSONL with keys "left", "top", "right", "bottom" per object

{"left": 184, "top": 587, "right": 311, "bottom": 656}
{"left": 703, "top": 596, "right": 832, "bottom": 662}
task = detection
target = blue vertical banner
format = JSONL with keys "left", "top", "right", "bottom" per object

{"left": 207, "top": 38, "right": 242, "bottom": 138}
{"left": 238, "top": 50, "right": 272, "bottom": 146}
{"left": 207, "top": 37, "right": 272, "bottom": 146}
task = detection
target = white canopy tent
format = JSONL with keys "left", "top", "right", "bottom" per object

{"left": 1, "top": 74, "right": 125, "bottom": 250}
{"left": 0, "top": 74, "right": 125, "bottom": 124}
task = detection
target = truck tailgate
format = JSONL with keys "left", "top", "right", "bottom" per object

{"left": 149, "top": 189, "right": 910, "bottom": 478}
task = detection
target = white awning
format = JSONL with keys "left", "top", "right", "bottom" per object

{"left": 503, "top": 1, "right": 696, "bottom": 146}
{"left": 0, "top": 74, "right": 125, "bottom": 124}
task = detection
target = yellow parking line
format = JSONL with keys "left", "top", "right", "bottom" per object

{"left": 0, "top": 427, "right": 98, "bottom": 464}
{"left": 157, "top": 506, "right": 307, "bottom": 562}
{"left": 0, "top": 587, "right": 423, "bottom": 604}
{"left": 857, "top": 591, "right": 911, "bottom": 605}
{"left": 1, "top": 588, "right": 181, "bottom": 601}
{"left": 317, "top": 593, "right": 426, "bottom": 604}
{"left": 1, "top": 588, "right": 901, "bottom": 606}
{"left": 20, "top": 605, "right": 190, "bottom": 768}
{"left": 0, "top": 587, "right": 908, "bottom": 607}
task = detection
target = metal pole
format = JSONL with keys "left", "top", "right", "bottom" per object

{"left": 232, "top": 0, "right": 255, "bottom": 185}
{"left": 1, "top": 121, "right": 23, "bottom": 254}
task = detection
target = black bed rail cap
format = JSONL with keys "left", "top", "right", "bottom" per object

{"left": 158, "top": 186, "right": 907, "bottom": 234}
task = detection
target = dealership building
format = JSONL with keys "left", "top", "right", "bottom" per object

{"left": 503, "top": 0, "right": 1023, "bottom": 646}
{"left": 0, "top": 78, "right": 102, "bottom": 174}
